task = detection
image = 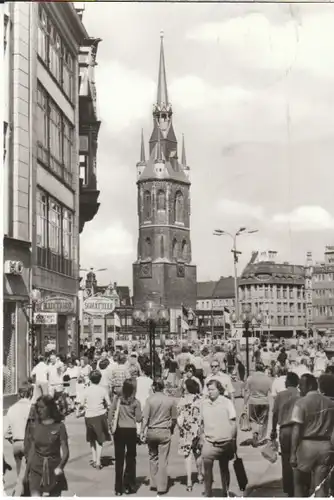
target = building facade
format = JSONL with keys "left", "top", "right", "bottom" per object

{"left": 239, "top": 251, "right": 307, "bottom": 338}
{"left": 196, "top": 277, "right": 235, "bottom": 339}
{"left": 3, "top": 3, "right": 97, "bottom": 405}
{"left": 312, "top": 246, "right": 334, "bottom": 334}
{"left": 132, "top": 34, "right": 197, "bottom": 331}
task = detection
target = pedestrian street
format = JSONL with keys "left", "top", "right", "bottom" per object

{"left": 3, "top": 397, "right": 283, "bottom": 497}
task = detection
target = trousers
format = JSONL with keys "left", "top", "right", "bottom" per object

{"left": 114, "top": 427, "right": 137, "bottom": 493}
{"left": 146, "top": 428, "right": 171, "bottom": 493}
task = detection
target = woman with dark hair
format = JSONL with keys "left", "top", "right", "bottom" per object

{"left": 180, "top": 364, "right": 202, "bottom": 395}
{"left": 23, "top": 395, "right": 69, "bottom": 497}
{"left": 109, "top": 379, "right": 142, "bottom": 495}
{"left": 83, "top": 370, "right": 111, "bottom": 470}
{"left": 177, "top": 378, "right": 203, "bottom": 491}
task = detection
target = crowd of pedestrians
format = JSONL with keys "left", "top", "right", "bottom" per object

{"left": 3, "top": 334, "right": 334, "bottom": 497}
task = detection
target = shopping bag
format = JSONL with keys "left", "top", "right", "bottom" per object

{"left": 261, "top": 440, "right": 278, "bottom": 464}
{"left": 239, "top": 410, "right": 251, "bottom": 432}
{"left": 233, "top": 455, "right": 248, "bottom": 491}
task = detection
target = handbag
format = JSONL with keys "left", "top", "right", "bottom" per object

{"left": 233, "top": 454, "right": 248, "bottom": 491}
{"left": 109, "top": 398, "right": 121, "bottom": 435}
{"left": 239, "top": 410, "right": 251, "bottom": 432}
{"left": 261, "top": 440, "right": 278, "bottom": 464}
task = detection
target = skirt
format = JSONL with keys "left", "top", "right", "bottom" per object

{"left": 85, "top": 414, "right": 111, "bottom": 444}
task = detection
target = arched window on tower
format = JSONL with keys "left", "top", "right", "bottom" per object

{"left": 143, "top": 191, "right": 151, "bottom": 220}
{"left": 144, "top": 237, "right": 152, "bottom": 259}
{"left": 174, "top": 191, "right": 184, "bottom": 223}
{"left": 157, "top": 190, "right": 166, "bottom": 211}
{"left": 181, "top": 240, "right": 188, "bottom": 261}
{"left": 172, "top": 238, "right": 179, "bottom": 260}
{"left": 160, "top": 236, "right": 164, "bottom": 258}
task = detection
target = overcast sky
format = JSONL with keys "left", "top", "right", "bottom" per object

{"left": 80, "top": 2, "right": 334, "bottom": 290}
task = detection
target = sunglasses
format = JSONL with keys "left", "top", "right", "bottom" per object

{"left": 211, "top": 365, "right": 219, "bottom": 368}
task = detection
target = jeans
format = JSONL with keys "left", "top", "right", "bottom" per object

{"left": 114, "top": 427, "right": 137, "bottom": 493}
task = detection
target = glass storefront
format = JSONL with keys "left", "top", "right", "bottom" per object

{"left": 3, "top": 301, "right": 17, "bottom": 395}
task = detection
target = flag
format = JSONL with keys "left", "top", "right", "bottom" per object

{"left": 114, "top": 312, "right": 121, "bottom": 328}
{"left": 223, "top": 307, "right": 230, "bottom": 325}
{"left": 181, "top": 304, "right": 189, "bottom": 332}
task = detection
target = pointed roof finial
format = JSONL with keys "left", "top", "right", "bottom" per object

{"left": 181, "top": 133, "right": 187, "bottom": 166}
{"left": 157, "top": 30, "right": 168, "bottom": 106}
{"left": 140, "top": 128, "right": 145, "bottom": 162}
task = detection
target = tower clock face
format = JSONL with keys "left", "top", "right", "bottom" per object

{"left": 177, "top": 263, "right": 185, "bottom": 277}
{"left": 140, "top": 262, "right": 152, "bottom": 278}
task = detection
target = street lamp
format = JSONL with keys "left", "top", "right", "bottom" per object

{"left": 231, "top": 306, "right": 263, "bottom": 376}
{"left": 23, "top": 287, "right": 42, "bottom": 366}
{"left": 133, "top": 299, "right": 169, "bottom": 378}
{"left": 213, "top": 227, "right": 258, "bottom": 319}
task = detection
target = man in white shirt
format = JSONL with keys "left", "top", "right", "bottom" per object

{"left": 201, "top": 379, "right": 237, "bottom": 497}
{"left": 5, "top": 384, "right": 33, "bottom": 476}
{"left": 271, "top": 367, "right": 288, "bottom": 398}
{"left": 135, "top": 368, "right": 153, "bottom": 437}
{"left": 48, "top": 354, "right": 64, "bottom": 397}
{"left": 203, "top": 360, "right": 235, "bottom": 404}
{"left": 31, "top": 355, "right": 49, "bottom": 401}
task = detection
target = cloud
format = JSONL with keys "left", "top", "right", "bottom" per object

{"left": 81, "top": 222, "right": 135, "bottom": 259}
{"left": 186, "top": 10, "right": 334, "bottom": 78}
{"left": 96, "top": 62, "right": 155, "bottom": 133}
{"left": 272, "top": 205, "right": 334, "bottom": 231}
{"left": 216, "top": 199, "right": 265, "bottom": 220}
{"left": 170, "top": 75, "right": 251, "bottom": 110}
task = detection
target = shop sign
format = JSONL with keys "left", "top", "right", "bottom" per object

{"left": 34, "top": 312, "right": 58, "bottom": 325}
{"left": 83, "top": 295, "right": 115, "bottom": 316}
{"left": 41, "top": 296, "right": 75, "bottom": 314}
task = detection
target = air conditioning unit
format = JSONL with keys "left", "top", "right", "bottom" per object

{"left": 4, "top": 260, "right": 24, "bottom": 275}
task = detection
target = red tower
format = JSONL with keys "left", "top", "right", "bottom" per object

{"left": 132, "top": 33, "right": 197, "bottom": 322}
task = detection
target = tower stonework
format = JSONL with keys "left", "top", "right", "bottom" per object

{"left": 132, "top": 34, "right": 197, "bottom": 323}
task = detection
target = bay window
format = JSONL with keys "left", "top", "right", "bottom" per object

{"left": 36, "top": 188, "right": 74, "bottom": 276}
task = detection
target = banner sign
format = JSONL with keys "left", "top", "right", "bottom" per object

{"left": 83, "top": 295, "right": 115, "bottom": 316}
{"left": 34, "top": 312, "right": 58, "bottom": 325}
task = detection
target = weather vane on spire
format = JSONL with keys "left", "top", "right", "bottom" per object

{"left": 160, "top": 29, "right": 164, "bottom": 39}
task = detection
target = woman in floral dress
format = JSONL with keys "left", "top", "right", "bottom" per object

{"left": 177, "top": 378, "right": 203, "bottom": 491}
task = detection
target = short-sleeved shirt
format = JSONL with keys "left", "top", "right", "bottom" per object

{"left": 291, "top": 391, "right": 334, "bottom": 439}
{"left": 201, "top": 395, "right": 236, "bottom": 442}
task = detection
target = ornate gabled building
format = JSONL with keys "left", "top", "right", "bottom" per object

{"left": 133, "top": 34, "right": 197, "bottom": 330}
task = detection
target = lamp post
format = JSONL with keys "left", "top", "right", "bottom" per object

{"left": 133, "top": 299, "right": 169, "bottom": 379}
{"left": 23, "top": 287, "right": 42, "bottom": 368}
{"left": 231, "top": 306, "right": 263, "bottom": 376}
{"left": 213, "top": 227, "right": 258, "bottom": 320}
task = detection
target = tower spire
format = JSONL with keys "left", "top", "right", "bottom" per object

{"left": 181, "top": 134, "right": 187, "bottom": 166}
{"left": 140, "top": 128, "right": 145, "bottom": 162}
{"left": 157, "top": 30, "right": 168, "bottom": 106}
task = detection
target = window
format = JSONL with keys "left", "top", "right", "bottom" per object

{"left": 37, "top": 6, "right": 48, "bottom": 64}
{"left": 160, "top": 236, "right": 164, "bottom": 258}
{"left": 143, "top": 191, "right": 151, "bottom": 221}
{"left": 277, "top": 287, "right": 281, "bottom": 299}
{"left": 174, "top": 191, "right": 184, "bottom": 223}
{"left": 157, "top": 190, "right": 166, "bottom": 210}
{"left": 49, "top": 26, "right": 61, "bottom": 83}
{"left": 37, "top": 86, "right": 49, "bottom": 162}
{"left": 80, "top": 155, "right": 88, "bottom": 185}
{"left": 49, "top": 199, "right": 61, "bottom": 254}
{"left": 283, "top": 287, "right": 287, "bottom": 299}
{"left": 63, "top": 119, "right": 73, "bottom": 184}
{"left": 37, "top": 84, "right": 73, "bottom": 186}
{"left": 62, "top": 47, "right": 74, "bottom": 100}
{"left": 36, "top": 190, "right": 48, "bottom": 248}
{"left": 144, "top": 238, "right": 151, "bottom": 259}
{"left": 37, "top": 6, "right": 75, "bottom": 101}
{"left": 172, "top": 238, "right": 179, "bottom": 260}
{"left": 63, "top": 209, "right": 72, "bottom": 260}
{"left": 181, "top": 240, "right": 188, "bottom": 260}
{"left": 36, "top": 188, "right": 74, "bottom": 276}
{"left": 3, "top": 302, "right": 17, "bottom": 396}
